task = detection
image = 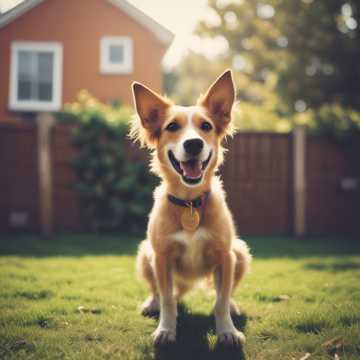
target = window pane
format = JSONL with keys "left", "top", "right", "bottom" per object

{"left": 18, "top": 81, "right": 32, "bottom": 100}
{"left": 38, "top": 53, "right": 53, "bottom": 82}
{"left": 109, "top": 45, "right": 124, "bottom": 64}
{"left": 16, "top": 50, "right": 55, "bottom": 102}
{"left": 18, "top": 51, "right": 34, "bottom": 80}
{"left": 38, "top": 83, "right": 52, "bottom": 101}
{"left": 17, "top": 51, "right": 35, "bottom": 100}
{"left": 37, "top": 52, "right": 54, "bottom": 101}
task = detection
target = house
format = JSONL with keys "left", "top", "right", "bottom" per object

{"left": 0, "top": 0, "right": 173, "bottom": 122}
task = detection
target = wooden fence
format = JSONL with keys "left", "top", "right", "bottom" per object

{"left": 306, "top": 138, "right": 360, "bottom": 235}
{"left": 221, "top": 133, "right": 293, "bottom": 235}
{"left": 0, "top": 119, "right": 359, "bottom": 236}
{"left": 0, "top": 122, "right": 40, "bottom": 233}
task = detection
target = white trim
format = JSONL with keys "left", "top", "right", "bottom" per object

{"left": 0, "top": 0, "right": 174, "bottom": 46}
{"left": 100, "top": 36, "right": 133, "bottom": 74}
{"left": 107, "top": 0, "right": 173, "bottom": 45}
{"left": 0, "top": 0, "right": 44, "bottom": 29}
{"left": 9, "top": 41, "right": 63, "bottom": 112}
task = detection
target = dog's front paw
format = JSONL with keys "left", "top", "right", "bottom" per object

{"left": 152, "top": 327, "right": 176, "bottom": 346}
{"left": 218, "top": 330, "right": 245, "bottom": 347}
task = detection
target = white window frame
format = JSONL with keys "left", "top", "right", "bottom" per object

{"left": 9, "top": 41, "right": 63, "bottom": 112}
{"left": 100, "top": 36, "right": 133, "bottom": 75}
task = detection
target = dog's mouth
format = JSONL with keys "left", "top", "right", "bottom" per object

{"left": 168, "top": 150, "right": 212, "bottom": 185}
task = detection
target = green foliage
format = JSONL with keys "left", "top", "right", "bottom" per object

{"left": 233, "top": 102, "right": 360, "bottom": 144}
{"left": 164, "top": 53, "right": 228, "bottom": 105}
{"left": 304, "top": 104, "right": 360, "bottom": 145}
{"left": 195, "top": 0, "right": 360, "bottom": 112}
{"left": 57, "top": 91, "right": 157, "bottom": 232}
{"left": 233, "top": 101, "right": 291, "bottom": 133}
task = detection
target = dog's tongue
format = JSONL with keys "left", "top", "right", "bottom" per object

{"left": 180, "top": 160, "right": 202, "bottom": 179}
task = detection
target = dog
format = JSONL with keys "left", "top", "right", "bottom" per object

{"left": 130, "top": 69, "right": 251, "bottom": 347}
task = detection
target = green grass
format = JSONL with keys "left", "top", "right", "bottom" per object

{"left": 0, "top": 234, "right": 360, "bottom": 360}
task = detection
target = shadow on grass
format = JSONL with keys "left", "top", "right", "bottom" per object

{"left": 154, "top": 305, "right": 247, "bottom": 360}
{"left": 0, "top": 233, "right": 359, "bottom": 259}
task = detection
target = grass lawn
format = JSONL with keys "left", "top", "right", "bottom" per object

{"left": 0, "top": 234, "right": 359, "bottom": 360}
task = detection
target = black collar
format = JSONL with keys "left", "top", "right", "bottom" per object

{"left": 167, "top": 191, "right": 210, "bottom": 209}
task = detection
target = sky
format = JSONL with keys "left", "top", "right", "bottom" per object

{"left": 0, "top": 0, "right": 216, "bottom": 69}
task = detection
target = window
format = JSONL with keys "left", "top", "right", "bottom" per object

{"left": 9, "top": 41, "right": 63, "bottom": 111}
{"left": 100, "top": 36, "right": 133, "bottom": 74}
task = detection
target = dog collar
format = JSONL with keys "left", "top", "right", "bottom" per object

{"left": 167, "top": 191, "right": 210, "bottom": 209}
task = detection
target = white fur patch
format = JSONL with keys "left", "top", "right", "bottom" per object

{"left": 171, "top": 227, "right": 212, "bottom": 273}
{"left": 171, "top": 106, "right": 211, "bottom": 163}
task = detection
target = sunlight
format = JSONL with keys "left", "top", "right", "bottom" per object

{"left": 128, "top": 0, "right": 210, "bottom": 69}
{"left": 0, "top": 0, "right": 22, "bottom": 12}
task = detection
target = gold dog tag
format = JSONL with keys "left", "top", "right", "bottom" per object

{"left": 181, "top": 204, "right": 200, "bottom": 232}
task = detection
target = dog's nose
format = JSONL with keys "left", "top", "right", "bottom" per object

{"left": 183, "top": 138, "right": 204, "bottom": 156}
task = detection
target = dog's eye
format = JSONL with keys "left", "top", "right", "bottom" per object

{"left": 165, "top": 122, "right": 180, "bottom": 132}
{"left": 200, "top": 121, "right": 213, "bottom": 132}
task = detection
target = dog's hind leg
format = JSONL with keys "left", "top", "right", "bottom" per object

{"left": 175, "top": 279, "right": 192, "bottom": 302}
{"left": 230, "top": 239, "right": 252, "bottom": 314}
{"left": 136, "top": 240, "right": 159, "bottom": 317}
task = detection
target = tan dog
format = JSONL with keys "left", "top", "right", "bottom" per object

{"left": 131, "top": 70, "right": 251, "bottom": 347}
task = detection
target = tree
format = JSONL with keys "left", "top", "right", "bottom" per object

{"left": 272, "top": 0, "right": 360, "bottom": 111}
{"left": 170, "top": 0, "right": 360, "bottom": 114}
{"left": 164, "top": 52, "right": 228, "bottom": 105}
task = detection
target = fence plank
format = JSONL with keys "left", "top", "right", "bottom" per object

{"left": 293, "top": 126, "right": 306, "bottom": 237}
{"left": 37, "top": 113, "right": 55, "bottom": 238}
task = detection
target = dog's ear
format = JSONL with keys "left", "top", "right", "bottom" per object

{"left": 199, "top": 69, "right": 235, "bottom": 133}
{"left": 132, "top": 82, "right": 170, "bottom": 135}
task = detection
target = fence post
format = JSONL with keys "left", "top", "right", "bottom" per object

{"left": 37, "top": 113, "right": 55, "bottom": 238}
{"left": 293, "top": 125, "right": 306, "bottom": 237}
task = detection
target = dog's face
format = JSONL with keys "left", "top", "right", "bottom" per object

{"left": 131, "top": 70, "right": 235, "bottom": 187}
{"left": 157, "top": 105, "right": 217, "bottom": 186}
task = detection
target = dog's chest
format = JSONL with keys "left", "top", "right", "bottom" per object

{"left": 170, "top": 227, "right": 214, "bottom": 276}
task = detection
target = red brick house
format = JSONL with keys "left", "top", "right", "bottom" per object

{"left": 0, "top": 0, "right": 173, "bottom": 122}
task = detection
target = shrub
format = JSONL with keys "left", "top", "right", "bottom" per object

{"left": 234, "top": 101, "right": 360, "bottom": 145}
{"left": 233, "top": 102, "right": 292, "bottom": 133}
{"left": 299, "top": 104, "right": 360, "bottom": 145}
{"left": 56, "top": 90, "right": 157, "bottom": 232}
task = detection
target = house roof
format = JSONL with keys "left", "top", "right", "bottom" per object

{"left": 0, "top": 0, "right": 174, "bottom": 46}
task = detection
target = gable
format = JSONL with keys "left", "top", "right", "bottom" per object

{"left": 0, "top": 0, "right": 173, "bottom": 46}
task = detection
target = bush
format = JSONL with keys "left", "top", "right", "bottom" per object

{"left": 233, "top": 102, "right": 292, "bottom": 133}
{"left": 234, "top": 101, "right": 360, "bottom": 145}
{"left": 299, "top": 104, "right": 360, "bottom": 145}
{"left": 56, "top": 90, "right": 157, "bottom": 232}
